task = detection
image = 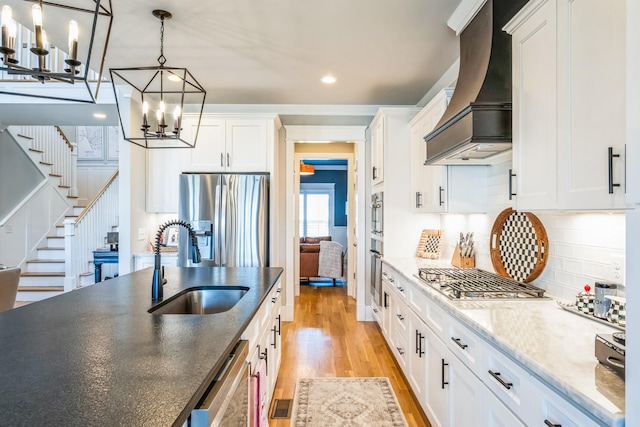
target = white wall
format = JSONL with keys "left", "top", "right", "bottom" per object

{"left": 438, "top": 160, "right": 626, "bottom": 300}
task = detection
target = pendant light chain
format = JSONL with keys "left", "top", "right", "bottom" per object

{"left": 157, "top": 15, "right": 166, "bottom": 66}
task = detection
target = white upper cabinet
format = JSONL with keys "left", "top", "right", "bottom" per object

{"left": 506, "top": 0, "right": 628, "bottom": 210}
{"left": 371, "top": 115, "right": 385, "bottom": 186}
{"left": 147, "top": 114, "right": 277, "bottom": 213}
{"left": 184, "top": 116, "right": 268, "bottom": 172}
{"left": 410, "top": 89, "right": 451, "bottom": 213}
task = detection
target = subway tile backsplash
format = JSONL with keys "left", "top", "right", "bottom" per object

{"left": 436, "top": 161, "right": 626, "bottom": 301}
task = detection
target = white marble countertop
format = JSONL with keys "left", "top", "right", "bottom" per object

{"left": 383, "top": 257, "right": 625, "bottom": 427}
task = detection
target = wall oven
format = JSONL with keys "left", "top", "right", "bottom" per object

{"left": 370, "top": 238, "right": 383, "bottom": 307}
{"left": 191, "top": 340, "right": 250, "bottom": 427}
{"left": 371, "top": 192, "right": 383, "bottom": 236}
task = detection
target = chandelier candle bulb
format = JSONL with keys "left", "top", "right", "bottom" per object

{"left": 173, "top": 105, "right": 181, "bottom": 133}
{"left": 32, "top": 4, "right": 44, "bottom": 51}
{"left": 1, "top": 5, "right": 12, "bottom": 52}
{"left": 68, "top": 20, "right": 78, "bottom": 62}
{"left": 142, "top": 101, "right": 149, "bottom": 129}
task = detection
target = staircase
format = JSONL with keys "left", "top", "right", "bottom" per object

{"left": 7, "top": 126, "right": 119, "bottom": 304}
{"left": 18, "top": 206, "right": 85, "bottom": 302}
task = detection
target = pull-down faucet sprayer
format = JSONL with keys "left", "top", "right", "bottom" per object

{"left": 152, "top": 220, "right": 201, "bottom": 301}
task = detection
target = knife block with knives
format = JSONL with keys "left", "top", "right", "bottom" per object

{"left": 452, "top": 232, "right": 475, "bottom": 268}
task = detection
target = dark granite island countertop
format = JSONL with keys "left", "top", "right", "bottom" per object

{"left": 0, "top": 266, "right": 283, "bottom": 427}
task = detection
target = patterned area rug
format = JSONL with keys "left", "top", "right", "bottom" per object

{"left": 292, "top": 377, "right": 408, "bottom": 427}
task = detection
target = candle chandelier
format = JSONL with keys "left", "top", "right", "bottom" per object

{"left": 0, "top": 0, "right": 113, "bottom": 103}
{"left": 109, "top": 9, "right": 206, "bottom": 149}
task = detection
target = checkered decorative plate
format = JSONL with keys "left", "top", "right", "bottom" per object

{"left": 490, "top": 208, "right": 548, "bottom": 283}
{"left": 416, "top": 229, "right": 443, "bottom": 259}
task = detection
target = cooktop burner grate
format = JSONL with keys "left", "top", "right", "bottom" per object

{"left": 418, "top": 267, "right": 546, "bottom": 299}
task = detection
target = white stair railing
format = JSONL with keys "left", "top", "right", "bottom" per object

{"left": 18, "top": 125, "right": 77, "bottom": 197}
{"left": 64, "top": 170, "right": 119, "bottom": 291}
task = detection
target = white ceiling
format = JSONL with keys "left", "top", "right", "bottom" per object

{"left": 0, "top": 0, "right": 462, "bottom": 125}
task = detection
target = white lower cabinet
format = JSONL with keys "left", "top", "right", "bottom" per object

{"left": 530, "top": 377, "right": 601, "bottom": 427}
{"left": 241, "top": 279, "right": 283, "bottom": 412}
{"left": 378, "top": 262, "right": 603, "bottom": 427}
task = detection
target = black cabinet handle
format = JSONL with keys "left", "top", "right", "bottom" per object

{"left": 508, "top": 169, "right": 517, "bottom": 200}
{"left": 271, "top": 326, "right": 277, "bottom": 348}
{"left": 398, "top": 286, "right": 404, "bottom": 293}
{"left": 418, "top": 333, "right": 425, "bottom": 357}
{"left": 415, "top": 330, "right": 420, "bottom": 354}
{"left": 416, "top": 192, "right": 422, "bottom": 208}
{"left": 277, "top": 314, "right": 281, "bottom": 335}
{"left": 373, "top": 166, "right": 377, "bottom": 180}
{"left": 396, "top": 313, "right": 404, "bottom": 321}
{"left": 383, "top": 292, "right": 389, "bottom": 308}
{"left": 396, "top": 347, "right": 405, "bottom": 356}
{"left": 220, "top": 153, "right": 224, "bottom": 167}
{"left": 373, "top": 308, "right": 378, "bottom": 313}
{"left": 439, "top": 186, "right": 444, "bottom": 206}
{"left": 544, "top": 420, "right": 561, "bottom": 427}
{"left": 258, "top": 345, "right": 268, "bottom": 376}
{"left": 488, "top": 370, "right": 513, "bottom": 390}
{"left": 608, "top": 147, "right": 621, "bottom": 194}
{"left": 272, "top": 297, "right": 277, "bottom": 303}
{"left": 451, "top": 337, "right": 468, "bottom": 350}
{"left": 389, "top": 278, "right": 395, "bottom": 283}
{"left": 226, "top": 153, "right": 230, "bottom": 167}
{"left": 441, "top": 359, "right": 449, "bottom": 389}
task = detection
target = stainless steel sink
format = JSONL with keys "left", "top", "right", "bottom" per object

{"left": 149, "top": 286, "right": 249, "bottom": 315}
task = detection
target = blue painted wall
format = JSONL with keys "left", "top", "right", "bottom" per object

{"left": 301, "top": 169, "right": 348, "bottom": 226}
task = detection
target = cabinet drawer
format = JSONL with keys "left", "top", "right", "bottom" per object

{"left": 482, "top": 344, "right": 532, "bottom": 421}
{"left": 530, "top": 377, "right": 602, "bottom": 427}
{"left": 392, "top": 334, "right": 409, "bottom": 372}
{"left": 446, "top": 317, "right": 483, "bottom": 371}
{"left": 425, "top": 298, "right": 447, "bottom": 341}
{"left": 394, "top": 275, "right": 408, "bottom": 302}
{"left": 393, "top": 300, "right": 410, "bottom": 338}
{"left": 372, "top": 300, "right": 382, "bottom": 326}
{"left": 407, "top": 281, "right": 428, "bottom": 321}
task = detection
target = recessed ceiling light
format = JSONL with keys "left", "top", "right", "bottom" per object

{"left": 93, "top": 112, "right": 107, "bottom": 119}
{"left": 321, "top": 75, "right": 337, "bottom": 84}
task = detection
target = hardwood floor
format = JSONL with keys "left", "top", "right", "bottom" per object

{"left": 270, "top": 284, "right": 430, "bottom": 427}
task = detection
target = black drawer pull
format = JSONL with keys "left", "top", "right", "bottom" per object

{"left": 451, "top": 337, "right": 468, "bottom": 349}
{"left": 398, "top": 286, "right": 404, "bottom": 292}
{"left": 416, "top": 191, "right": 422, "bottom": 208}
{"left": 439, "top": 186, "right": 445, "bottom": 206}
{"left": 418, "top": 333, "right": 425, "bottom": 357}
{"left": 544, "top": 420, "right": 561, "bottom": 427}
{"left": 396, "top": 314, "right": 404, "bottom": 321}
{"left": 373, "top": 308, "right": 378, "bottom": 313}
{"left": 396, "top": 347, "right": 405, "bottom": 356}
{"left": 508, "top": 169, "right": 517, "bottom": 200}
{"left": 488, "top": 370, "right": 513, "bottom": 390}
{"left": 608, "top": 147, "right": 621, "bottom": 194}
{"left": 441, "top": 359, "right": 448, "bottom": 389}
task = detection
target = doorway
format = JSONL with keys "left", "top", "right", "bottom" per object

{"left": 284, "top": 126, "right": 368, "bottom": 322}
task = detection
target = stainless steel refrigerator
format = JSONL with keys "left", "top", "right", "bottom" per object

{"left": 178, "top": 173, "right": 269, "bottom": 267}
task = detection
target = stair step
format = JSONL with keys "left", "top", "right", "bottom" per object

{"left": 72, "top": 206, "right": 85, "bottom": 216}
{"left": 58, "top": 185, "right": 71, "bottom": 189}
{"left": 39, "top": 161, "right": 53, "bottom": 166}
{"left": 26, "top": 259, "right": 65, "bottom": 273}
{"left": 64, "top": 215, "right": 77, "bottom": 218}
{"left": 66, "top": 195, "right": 79, "bottom": 199}
{"left": 17, "top": 286, "right": 65, "bottom": 302}
{"left": 28, "top": 147, "right": 43, "bottom": 153}
{"left": 36, "top": 247, "right": 65, "bottom": 260}
{"left": 56, "top": 225, "right": 65, "bottom": 237}
{"left": 19, "top": 273, "right": 64, "bottom": 288}
{"left": 46, "top": 236, "right": 65, "bottom": 248}
{"left": 49, "top": 173, "right": 62, "bottom": 178}
{"left": 17, "top": 133, "right": 34, "bottom": 140}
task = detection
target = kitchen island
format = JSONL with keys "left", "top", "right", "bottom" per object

{"left": 0, "top": 266, "right": 283, "bottom": 427}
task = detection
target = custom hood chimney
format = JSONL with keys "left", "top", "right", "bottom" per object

{"left": 424, "top": 0, "right": 526, "bottom": 165}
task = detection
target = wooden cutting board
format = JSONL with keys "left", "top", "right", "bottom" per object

{"left": 490, "top": 208, "right": 549, "bottom": 283}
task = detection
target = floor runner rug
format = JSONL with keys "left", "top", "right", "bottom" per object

{"left": 292, "top": 377, "right": 408, "bottom": 427}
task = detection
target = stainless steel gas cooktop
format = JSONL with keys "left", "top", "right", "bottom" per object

{"left": 417, "top": 267, "right": 546, "bottom": 300}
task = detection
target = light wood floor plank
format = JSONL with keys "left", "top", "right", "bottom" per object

{"left": 270, "top": 285, "right": 430, "bottom": 427}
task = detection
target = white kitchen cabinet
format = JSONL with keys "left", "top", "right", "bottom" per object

{"left": 381, "top": 279, "right": 395, "bottom": 341}
{"left": 133, "top": 253, "right": 178, "bottom": 271}
{"left": 506, "top": 0, "right": 628, "bottom": 210}
{"left": 447, "top": 353, "right": 483, "bottom": 427}
{"left": 529, "top": 376, "right": 602, "bottom": 427}
{"left": 146, "top": 148, "right": 189, "bottom": 213}
{"left": 267, "top": 282, "right": 283, "bottom": 396}
{"left": 423, "top": 324, "right": 450, "bottom": 427}
{"left": 146, "top": 114, "right": 278, "bottom": 213}
{"left": 409, "top": 89, "right": 452, "bottom": 213}
{"left": 407, "top": 309, "right": 428, "bottom": 409}
{"left": 482, "top": 388, "right": 527, "bottom": 427}
{"left": 371, "top": 115, "right": 384, "bottom": 186}
{"left": 184, "top": 116, "right": 268, "bottom": 172}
